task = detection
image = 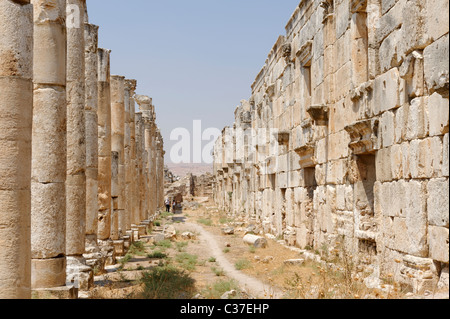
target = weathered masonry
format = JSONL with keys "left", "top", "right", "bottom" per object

{"left": 0, "top": 0, "right": 165, "bottom": 299}
{"left": 213, "top": 0, "right": 449, "bottom": 293}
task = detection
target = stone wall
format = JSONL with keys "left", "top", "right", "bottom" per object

{"left": 213, "top": 0, "right": 449, "bottom": 293}
{"left": 0, "top": 0, "right": 165, "bottom": 299}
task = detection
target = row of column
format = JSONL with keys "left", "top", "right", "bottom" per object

{"left": 0, "top": 0, "right": 165, "bottom": 299}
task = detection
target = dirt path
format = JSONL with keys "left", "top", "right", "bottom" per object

{"left": 179, "top": 221, "right": 283, "bottom": 299}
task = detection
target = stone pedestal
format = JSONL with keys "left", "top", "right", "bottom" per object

{"left": 66, "top": 256, "right": 94, "bottom": 291}
{"left": 123, "top": 235, "right": 131, "bottom": 251}
{"left": 113, "top": 240, "right": 125, "bottom": 257}
{"left": 98, "top": 239, "right": 116, "bottom": 267}
{"left": 32, "top": 285, "right": 78, "bottom": 300}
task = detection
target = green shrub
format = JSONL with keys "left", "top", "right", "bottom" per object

{"left": 235, "top": 259, "right": 251, "bottom": 270}
{"left": 202, "top": 279, "right": 239, "bottom": 299}
{"left": 155, "top": 239, "right": 172, "bottom": 249}
{"left": 176, "top": 241, "right": 188, "bottom": 252}
{"left": 211, "top": 267, "right": 225, "bottom": 277}
{"left": 128, "top": 241, "right": 146, "bottom": 256}
{"left": 147, "top": 251, "right": 168, "bottom": 259}
{"left": 197, "top": 218, "right": 213, "bottom": 226}
{"left": 160, "top": 212, "right": 174, "bottom": 219}
{"left": 175, "top": 253, "right": 198, "bottom": 271}
{"left": 139, "top": 265, "right": 195, "bottom": 299}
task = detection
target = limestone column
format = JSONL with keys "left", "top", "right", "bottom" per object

{"left": 156, "top": 130, "right": 165, "bottom": 209}
{"left": 97, "top": 48, "right": 112, "bottom": 242}
{"left": 134, "top": 113, "right": 147, "bottom": 223}
{"left": 110, "top": 150, "right": 120, "bottom": 241}
{"left": 135, "top": 95, "right": 153, "bottom": 219}
{"left": 124, "top": 80, "right": 135, "bottom": 233}
{"left": 125, "top": 80, "right": 138, "bottom": 226}
{"left": 65, "top": 0, "right": 93, "bottom": 290}
{"left": 30, "top": 0, "right": 68, "bottom": 291}
{"left": 84, "top": 23, "right": 102, "bottom": 270}
{"left": 150, "top": 121, "right": 157, "bottom": 217}
{"left": 110, "top": 75, "right": 126, "bottom": 243}
{"left": 130, "top": 88, "right": 139, "bottom": 226}
{"left": 0, "top": 0, "right": 33, "bottom": 299}
{"left": 143, "top": 153, "right": 150, "bottom": 221}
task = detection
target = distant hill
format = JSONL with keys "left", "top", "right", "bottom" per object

{"left": 166, "top": 163, "right": 213, "bottom": 178}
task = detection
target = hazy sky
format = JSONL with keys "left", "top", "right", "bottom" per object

{"left": 86, "top": 0, "right": 301, "bottom": 163}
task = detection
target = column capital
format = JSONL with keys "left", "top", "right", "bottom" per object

{"left": 125, "top": 79, "right": 137, "bottom": 94}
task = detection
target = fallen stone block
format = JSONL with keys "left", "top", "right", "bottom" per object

{"left": 181, "top": 232, "right": 195, "bottom": 240}
{"left": 244, "top": 234, "right": 268, "bottom": 248}
{"left": 221, "top": 226, "right": 235, "bottom": 235}
{"left": 284, "top": 259, "right": 305, "bottom": 266}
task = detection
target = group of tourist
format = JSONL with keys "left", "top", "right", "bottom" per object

{"left": 164, "top": 198, "right": 178, "bottom": 213}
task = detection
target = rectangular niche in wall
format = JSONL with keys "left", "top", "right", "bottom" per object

{"left": 353, "top": 154, "right": 377, "bottom": 255}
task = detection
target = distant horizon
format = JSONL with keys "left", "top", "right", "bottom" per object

{"left": 165, "top": 162, "right": 213, "bottom": 178}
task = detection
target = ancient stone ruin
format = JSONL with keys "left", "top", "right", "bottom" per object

{"left": 213, "top": 0, "right": 449, "bottom": 293}
{"left": 0, "top": 0, "right": 165, "bottom": 299}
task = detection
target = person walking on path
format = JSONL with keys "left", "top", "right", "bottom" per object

{"left": 165, "top": 198, "right": 171, "bottom": 213}
{"left": 172, "top": 200, "right": 177, "bottom": 213}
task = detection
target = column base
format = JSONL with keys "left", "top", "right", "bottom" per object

{"left": 132, "top": 227, "right": 140, "bottom": 241}
{"left": 140, "top": 220, "right": 152, "bottom": 234}
{"left": 98, "top": 239, "right": 116, "bottom": 266}
{"left": 84, "top": 235, "right": 105, "bottom": 275}
{"left": 113, "top": 240, "right": 125, "bottom": 257}
{"left": 137, "top": 225, "right": 146, "bottom": 237}
{"left": 32, "top": 284, "right": 78, "bottom": 300}
{"left": 31, "top": 257, "right": 66, "bottom": 289}
{"left": 126, "top": 229, "right": 135, "bottom": 242}
{"left": 123, "top": 235, "right": 131, "bottom": 251}
{"left": 66, "top": 256, "right": 94, "bottom": 291}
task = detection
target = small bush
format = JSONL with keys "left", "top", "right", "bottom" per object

{"left": 202, "top": 279, "right": 240, "bottom": 299}
{"left": 160, "top": 212, "right": 174, "bottom": 219}
{"left": 211, "top": 267, "right": 225, "bottom": 277}
{"left": 235, "top": 259, "right": 251, "bottom": 270}
{"left": 118, "top": 253, "right": 132, "bottom": 267}
{"left": 208, "top": 257, "right": 217, "bottom": 263}
{"left": 198, "top": 218, "right": 213, "bottom": 226}
{"left": 176, "top": 241, "right": 188, "bottom": 252}
{"left": 155, "top": 239, "right": 172, "bottom": 249}
{"left": 147, "top": 251, "right": 168, "bottom": 259}
{"left": 139, "top": 265, "right": 195, "bottom": 299}
{"left": 219, "top": 216, "right": 233, "bottom": 224}
{"left": 175, "top": 253, "right": 198, "bottom": 271}
{"left": 128, "top": 241, "right": 146, "bottom": 256}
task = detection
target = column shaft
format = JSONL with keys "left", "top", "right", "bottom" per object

{"left": 110, "top": 75, "right": 125, "bottom": 238}
{"left": 31, "top": 0, "right": 67, "bottom": 289}
{"left": 0, "top": 0, "right": 33, "bottom": 299}
{"left": 97, "top": 48, "right": 112, "bottom": 242}
{"left": 85, "top": 23, "right": 99, "bottom": 244}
